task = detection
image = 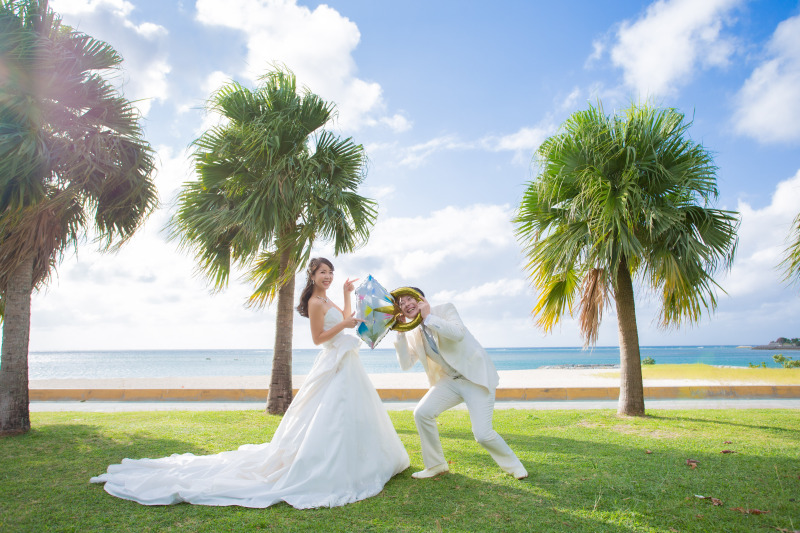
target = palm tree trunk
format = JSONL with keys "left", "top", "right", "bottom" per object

{"left": 0, "top": 255, "right": 34, "bottom": 435}
{"left": 615, "top": 258, "right": 645, "bottom": 416}
{"left": 266, "top": 247, "right": 295, "bottom": 415}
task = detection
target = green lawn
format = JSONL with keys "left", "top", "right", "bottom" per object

{"left": 2, "top": 409, "right": 799, "bottom": 532}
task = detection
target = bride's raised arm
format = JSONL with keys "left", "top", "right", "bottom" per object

{"left": 342, "top": 277, "right": 357, "bottom": 317}
{"left": 307, "top": 280, "right": 361, "bottom": 345}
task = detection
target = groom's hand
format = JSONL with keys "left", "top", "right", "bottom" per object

{"left": 418, "top": 298, "right": 431, "bottom": 319}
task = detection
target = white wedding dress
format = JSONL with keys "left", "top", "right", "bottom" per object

{"left": 91, "top": 308, "right": 410, "bottom": 508}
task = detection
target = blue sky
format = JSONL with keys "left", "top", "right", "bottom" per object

{"left": 27, "top": 0, "right": 800, "bottom": 350}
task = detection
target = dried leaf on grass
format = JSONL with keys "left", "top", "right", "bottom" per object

{"left": 686, "top": 459, "right": 699, "bottom": 469}
{"left": 730, "top": 507, "right": 769, "bottom": 515}
{"left": 723, "top": 440, "right": 732, "bottom": 444}
{"left": 720, "top": 450, "right": 736, "bottom": 454}
{"left": 645, "top": 449, "right": 653, "bottom": 454}
{"left": 694, "top": 495, "right": 723, "bottom": 506}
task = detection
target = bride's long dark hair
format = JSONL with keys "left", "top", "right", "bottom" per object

{"left": 296, "top": 257, "right": 334, "bottom": 318}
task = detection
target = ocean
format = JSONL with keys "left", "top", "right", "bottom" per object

{"left": 26, "top": 345, "right": 786, "bottom": 380}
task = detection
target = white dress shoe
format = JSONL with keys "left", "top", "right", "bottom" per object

{"left": 411, "top": 463, "right": 449, "bottom": 479}
{"left": 509, "top": 467, "right": 528, "bottom": 479}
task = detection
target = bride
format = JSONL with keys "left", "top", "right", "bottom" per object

{"left": 91, "top": 257, "right": 410, "bottom": 508}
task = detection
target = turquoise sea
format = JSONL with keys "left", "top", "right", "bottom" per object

{"left": 27, "top": 345, "right": 785, "bottom": 380}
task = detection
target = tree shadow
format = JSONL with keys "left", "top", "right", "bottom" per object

{"left": 422, "top": 423, "right": 800, "bottom": 532}
{"left": 647, "top": 412, "right": 800, "bottom": 435}
{"left": 1, "top": 422, "right": 236, "bottom": 530}
{"left": 366, "top": 472, "right": 634, "bottom": 532}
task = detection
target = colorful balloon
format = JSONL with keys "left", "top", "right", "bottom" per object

{"left": 355, "top": 276, "right": 423, "bottom": 348}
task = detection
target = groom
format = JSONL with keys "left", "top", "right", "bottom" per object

{"left": 393, "top": 289, "right": 527, "bottom": 480}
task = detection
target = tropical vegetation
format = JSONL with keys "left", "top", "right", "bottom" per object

{"left": 169, "top": 68, "right": 376, "bottom": 415}
{"left": 771, "top": 337, "right": 800, "bottom": 346}
{"left": 0, "top": 0, "right": 157, "bottom": 434}
{"left": 773, "top": 354, "right": 800, "bottom": 368}
{"left": 514, "top": 102, "right": 739, "bottom": 416}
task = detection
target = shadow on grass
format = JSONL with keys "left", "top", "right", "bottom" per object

{"left": 0, "top": 422, "right": 229, "bottom": 532}
{"left": 356, "top": 471, "right": 633, "bottom": 532}
{"left": 647, "top": 412, "right": 800, "bottom": 435}
{"left": 421, "top": 412, "right": 800, "bottom": 533}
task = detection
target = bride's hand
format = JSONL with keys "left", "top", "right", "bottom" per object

{"left": 342, "top": 312, "right": 364, "bottom": 329}
{"left": 343, "top": 278, "right": 358, "bottom": 293}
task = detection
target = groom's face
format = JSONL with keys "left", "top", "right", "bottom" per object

{"left": 398, "top": 295, "right": 419, "bottom": 320}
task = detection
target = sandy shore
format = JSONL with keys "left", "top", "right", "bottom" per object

{"left": 29, "top": 368, "right": 763, "bottom": 390}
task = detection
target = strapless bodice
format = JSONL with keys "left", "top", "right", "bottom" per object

{"left": 323, "top": 307, "right": 343, "bottom": 330}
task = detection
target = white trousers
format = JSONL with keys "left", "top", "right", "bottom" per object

{"left": 414, "top": 376, "right": 524, "bottom": 473}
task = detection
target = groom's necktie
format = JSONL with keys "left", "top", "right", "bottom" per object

{"left": 421, "top": 324, "right": 439, "bottom": 354}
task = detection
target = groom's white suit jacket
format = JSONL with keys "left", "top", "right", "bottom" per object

{"left": 394, "top": 303, "right": 500, "bottom": 393}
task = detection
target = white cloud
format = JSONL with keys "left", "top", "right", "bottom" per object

{"left": 369, "top": 123, "right": 555, "bottom": 169}
{"left": 51, "top": 0, "right": 171, "bottom": 116}
{"left": 395, "top": 135, "right": 472, "bottom": 168}
{"left": 188, "top": 71, "right": 236, "bottom": 135}
{"left": 361, "top": 204, "right": 517, "bottom": 279}
{"left": 587, "top": 40, "right": 604, "bottom": 65}
{"left": 30, "top": 216, "right": 271, "bottom": 351}
{"left": 361, "top": 184, "right": 396, "bottom": 203}
{"left": 607, "top": 0, "right": 742, "bottom": 97}
{"left": 202, "top": 70, "right": 233, "bottom": 94}
{"left": 733, "top": 13, "right": 800, "bottom": 143}
{"left": 434, "top": 278, "right": 529, "bottom": 308}
{"left": 194, "top": 0, "right": 402, "bottom": 132}
{"left": 313, "top": 204, "right": 517, "bottom": 281}
{"left": 585, "top": 81, "right": 629, "bottom": 109}
{"left": 53, "top": 0, "right": 134, "bottom": 17}
{"left": 486, "top": 127, "right": 550, "bottom": 153}
{"left": 481, "top": 125, "right": 555, "bottom": 164}
{"left": 559, "top": 87, "right": 582, "bottom": 111}
{"left": 152, "top": 145, "right": 194, "bottom": 213}
{"left": 726, "top": 169, "right": 800, "bottom": 297}
{"left": 378, "top": 113, "right": 413, "bottom": 133}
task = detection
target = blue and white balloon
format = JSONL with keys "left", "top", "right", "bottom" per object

{"left": 355, "top": 275, "right": 398, "bottom": 349}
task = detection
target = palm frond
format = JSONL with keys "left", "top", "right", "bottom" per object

{"left": 780, "top": 213, "right": 800, "bottom": 285}
{"left": 531, "top": 266, "right": 580, "bottom": 334}
{"left": 577, "top": 268, "right": 608, "bottom": 346}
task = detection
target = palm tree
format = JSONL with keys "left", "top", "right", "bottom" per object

{"left": 780, "top": 213, "right": 800, "bottom": 285}
{"left": 514, "top": 102, "right": 739, "bottom": 416}
{"left": 169, "top": 68, "right": 376, "bottom": 415}
{"left": 0, "top": 0, "right": 157, "bottom": 434}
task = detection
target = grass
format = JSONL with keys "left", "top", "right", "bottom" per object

{"left": 1, "top": 409, "right": 799, "bottom": 532}
{"left": 599, "top": 363, "right": 800, "bottom": 384}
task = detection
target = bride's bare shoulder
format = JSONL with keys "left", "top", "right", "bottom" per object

{"left": 307, "top": 298, "right": 328, "bottom": 317}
